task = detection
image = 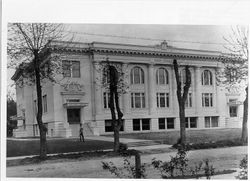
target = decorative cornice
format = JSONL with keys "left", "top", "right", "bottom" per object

{"left": 47, "top": 41, "right": 224, "bottom": 61}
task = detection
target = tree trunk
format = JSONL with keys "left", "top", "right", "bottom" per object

{"left": 173, "top": 59, "right": 191, "bottom": 145}
{"left": 241, "top": 86, "right": 248, "bottom": 143}
{"left": 34, "top": 50, "right": 47, "bottom": 159}
{"left": 135, "top": 151, "right": 142, "bottom": 178}
{"left": 179, "top": 103, "right": 186, "bottom": 144}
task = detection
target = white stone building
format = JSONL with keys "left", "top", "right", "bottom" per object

{"left": 12, "top": 41, "right": 244, "bottom": 137}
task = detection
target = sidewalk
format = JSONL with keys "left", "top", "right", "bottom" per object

{"left": 7, "top": 136, "right": 151, "bottom": 143}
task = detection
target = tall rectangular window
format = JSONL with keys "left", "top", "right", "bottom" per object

{"left": 72, "top": 61, "right": 80, "bottom": 77}
{"left": 156, "top": 93, "right": 169, "bottom": 108}
{"left": 133, "top": 119, "right": 141, "bottom": 131}
{"left": 202, "top": 93, "right": 213, "bottom": 107}
{"left": 62, "top": 60, "right": 71, "bottom": 77}
{"left": 62, "top": 60, "right": 80, "bottom": 78}
{"left": 103, "top": 92, "right": 110, "bottom": 109}
{"left": 185, "top": 93, "right": 192, "bottom": 108}
{"left": 229, "top": 106, "right": 237, "bottom": 117}
{"left": 167, "top": 118, "right": 175, "bottom": 129}
{"left": 131, "top": 93, "right": 145, "bottom": 108}
{"left": 142, "top": 119, "right": 150, "bottom": 130}
{"left": 42, "top": 95, "right": 47, "bottom": 113}
{"left": 158, "top": 118, "right": 165, "bottom": 129}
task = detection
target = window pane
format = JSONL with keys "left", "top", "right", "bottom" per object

{"left": 167, "top": 118, "right": 175, "bottom": 129}
{"left": 159, "top": 68, "right": 165, "bottom": 84}
{"left": 62, "top": 60, "right": 71, "bottom": 77}
{"left": 135, "top": 93, "right": 141, "bottom": 108}
{"left": 72, "top": 61, "right": 80, "bottom": 77}
{"left": 210, "top": 94, "right": 213, "bottom": 107}
{"left": 204, "top": 70, "right": 209, "bottom": 85}
{"left": 105, "top": 120, "right": 113, "bottom": 132}
{"left": 142, "top": 94, "right": 145, "bottom": 108}
{"left": 166, "top": 94, "right": 169, "bottom": 107}
{"left": 42, "top": 95, "right": 47, "bottom": 113}
{"left": 190, "top": 117, "right": 197, "bottom": 128}
{"left": 131, "top": 93, "right": 134, "bottom": 108}
{"left": 104, "top": 93, "right": 107, "bottom": 108}
{"left": 156, "top": 93, "right": 159, "bottom": 107}
{"left": 142, "top": 119, "right": 150, "bottom": 130}
{"left": 205, "top": 117, "right": 210, "bottom": 128}
{"left": 185, "top": 117, "right": 189, "bottom": 128}
{"left": 209, "top": 71, "right": 213, "bottom": 85}
{"left": 230, "top": 106, "right": 237, "bottom": 117}
{"left": 160, "top": 93, "right": 165, "bottom": 107}
{"left": 205, "top": 94, "right": 210, "bottom": 107}
{"left": 134, "top": 67, "right": 140, "bottom": 84}
{"left": 158, "top": 118, "right": 165, "bottom": 129}
{"left": 133, "top": 119, "right": 140, "bottom": 131}
{"left": 211, "top": 117, "right": 218, "bottom": 127}
{"left": 189, "top": 93, "right": 192, "bottom": 107}
{"left": 141, "top": 68, "right": 144, "bottom": 84}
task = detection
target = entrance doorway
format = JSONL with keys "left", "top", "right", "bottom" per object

{"left": 67, "top": 109, "right": 81, "bottom": 124}
{"left": 67, "top": 108, "right": 81, "bottom": 137}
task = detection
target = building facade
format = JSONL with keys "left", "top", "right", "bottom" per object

{"left": 12, "top": 41, "right": 244, "bottom": 137}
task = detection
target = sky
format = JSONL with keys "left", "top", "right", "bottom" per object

{"left": 67, "top": 24, "right": 233, "bottom": 51}
{"left": 7, "top": 24, "right": 240, "bottom": 98}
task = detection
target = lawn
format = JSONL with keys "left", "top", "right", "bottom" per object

{"left": 114, "top": 128, "right": 242, "bottom": 145}
{"left": 7, "top": 138, "right": 113, "bottom": 157}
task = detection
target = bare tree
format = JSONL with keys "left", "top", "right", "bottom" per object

{"left": 217, "top": 26, "right": 248, "bottom": 143}
{"left": 173, "top": 59, "right": 191, "bottom": 145}
{"left": 96, "top": 58, "right": 128, "bottom": 152}
{"left": 8, "top": 23, "right": 68, "bottom": 159}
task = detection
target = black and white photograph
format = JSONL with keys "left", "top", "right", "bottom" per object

{"left": 1, "top": 0, "right": 249, "bottom": 180}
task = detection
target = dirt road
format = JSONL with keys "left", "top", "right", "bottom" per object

{"left": 6, "top": 146, "right": 247, "bottom": 178}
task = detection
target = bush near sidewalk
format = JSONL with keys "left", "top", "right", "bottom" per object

{"left": 172, "top": 138, "right": 245, "bottom": 150}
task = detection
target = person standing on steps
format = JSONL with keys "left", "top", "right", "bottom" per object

{"left": 79, "top": 123, "right": 85, "bottom": 142}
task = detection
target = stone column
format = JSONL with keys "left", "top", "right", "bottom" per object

{"left": 93, "top": 62, "right": 102, "bottom": 117}
{"left": 148, "top": 63, "right": 156, "bottom": 115}
{"left": 122, "top": 63, "right": 130, "bottom": 115}
{"left": 195, "top": 66, "right": 202, "bottom": 115}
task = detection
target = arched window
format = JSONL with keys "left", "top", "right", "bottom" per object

{"left": 201, "top": 70, "right": 213, "bottom": 85}
{"left": 130, "top": 66, "right": 144, "bottom": 84}
{"left": 180, "top": 69, "right": 191, "bottom": 85}
{"left": 156, "top": 68, "right": 169, "bottom": 85}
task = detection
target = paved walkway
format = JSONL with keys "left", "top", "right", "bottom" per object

{"left": 7, "top": 136, "right": 151, "bottom": 143}
{"left": 7, "top": 146, "right": 247, "bottom": 178}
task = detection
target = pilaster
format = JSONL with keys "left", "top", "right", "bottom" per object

{"left": 93, "top": 62, "right": 102, "bottom": 117}
{"left": 195, "top": 66, "right": 202, "bottom": 115}
{"left": 148, "top": 63, "right": 156, "bottom": 115}
{"left": 122, "top": 63, "right": 130, "bottom": 115}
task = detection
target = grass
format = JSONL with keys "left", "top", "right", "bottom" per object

{"left": 110, "top": 128, "right": 242, "bottom": 145}
{"left": 7, "top": 138, "right": 113, "bottom": 157}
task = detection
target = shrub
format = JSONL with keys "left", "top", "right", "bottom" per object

{"left": 152, "top": 146, "right": 216, "bottom": 179}
{"left": 237, "top": 155, "right": 248, "bottom": 180}
{"left": 102, "top": 156, "right": 146, "bottom": 178}
{"left": 172, "top": 138, "right": 244, "bottom": 150}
